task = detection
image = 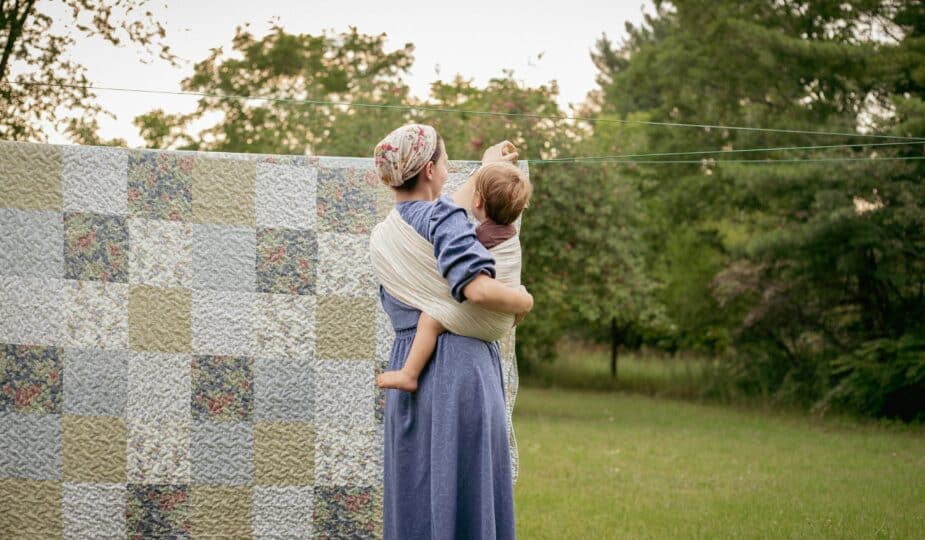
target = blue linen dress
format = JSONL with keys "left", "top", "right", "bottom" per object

{"left": 379, "top": 194, "right": 516, "bottom": 540}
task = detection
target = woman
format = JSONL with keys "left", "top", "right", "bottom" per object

{"left": 371, "top": 124, "right": 534, "bottom": 539}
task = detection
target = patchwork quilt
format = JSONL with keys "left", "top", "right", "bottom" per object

{"left": 0, "top": 141, "right": 522, "bottom": 538}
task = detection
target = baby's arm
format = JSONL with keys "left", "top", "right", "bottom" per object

{"left": 375, "top": 313, "right": 446, "bottom": 393}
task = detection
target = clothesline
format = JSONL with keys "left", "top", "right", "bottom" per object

{"left": 530, "top": 155, "right": 925, "bottom": 165}
{"left": 5, "top": 80, "right": 925, "bottom": 166}
{"left": 535, "top": 141, "right": 924, "bottom": 163}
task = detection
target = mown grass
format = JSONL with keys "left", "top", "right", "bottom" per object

{"left": 520, "top": 340, "right": 711, "bottom": 400}
{"left": 511, "top": 385, "right": 925, "bottom": 539}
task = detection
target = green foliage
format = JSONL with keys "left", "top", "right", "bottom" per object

{"left": 516, "top": 157, "right": 666, "bottom": 363}
{"left": 134, "top": 24, "right": 412, "bottom": 155}
{"left": 588, "top": 0, "right": 925, "bottom": 419}
{"left": 64, "top": 117, "right": 128, "bottom": 148}
{"left": 817, "top": 333, "right": 925, "bottom": 421}
{"left": 0, "top": 0, "right": 178, "bottom": 142}
{"left": 419, "top": 72, "right": 567, "bottom": 161}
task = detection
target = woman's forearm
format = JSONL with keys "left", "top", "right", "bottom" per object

{"left": 462, "top": 274, "right": 533, "bottom": 314}
{"left": 451, "top": 173, "right": 477, "bottom": 214}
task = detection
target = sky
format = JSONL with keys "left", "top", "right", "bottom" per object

{"left": 37, "top": 0, "right": 651, "bottom": 146}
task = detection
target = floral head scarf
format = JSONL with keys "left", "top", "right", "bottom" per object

{"left": 373, "top": 124, "right": 439, "bottom": 188}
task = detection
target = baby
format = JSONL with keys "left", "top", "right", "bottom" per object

{"left": 375, "top": 161, "right": 533, "bottom": 393}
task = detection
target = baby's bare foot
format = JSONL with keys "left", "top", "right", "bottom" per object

{"left": 377, "top": 370, "right": 418, "bottom": 392}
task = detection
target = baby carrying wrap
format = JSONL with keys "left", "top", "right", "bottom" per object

{"left": 369, "top": 207, "right": 522, "bottom": 341}
{"left": 369, "top": 205, "right": 523, "bottom": 483}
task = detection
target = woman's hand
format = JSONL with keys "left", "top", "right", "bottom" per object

{"left": 482, "top": 140, "right": 519, "bottom": 165}
{"left": 512, "top": 285, "right": 533, "bottom": 327}
{"left": 513, "top": 310, "right": 529, "bottom": 327}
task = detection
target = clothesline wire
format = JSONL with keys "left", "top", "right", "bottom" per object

{"left": 7, "top": 81, "right": 925, "bottom": 144}
{"left": 536, "top": 140, "right": 924, "bottom": 163}
{"left": 530, "top": 155, "right": 925, "bottom": 165}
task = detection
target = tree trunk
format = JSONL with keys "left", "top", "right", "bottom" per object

{"left": 0, "top": 1, "right": 37, "bottom": 83}
{"left": 610, "top": 316, "right": 619, "bottom": 380}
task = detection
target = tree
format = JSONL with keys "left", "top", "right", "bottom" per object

{"left": 133, "top": 24, "right": 413, "bottom": 156}
{"left": 1, "top": 0, "right": 178, "bottom": 142}
{"left": 418, "top": 71, "right": 568, "bottom": 161}
{"left": 588, "top": 0, "right": 925, "bottom": 418}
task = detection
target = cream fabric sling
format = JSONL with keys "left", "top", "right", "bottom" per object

{"left": 369, "top": 205, "right": 523, "bottom": 483}
{"left": 369, "top": 207, "right": 522, "bottom": 342}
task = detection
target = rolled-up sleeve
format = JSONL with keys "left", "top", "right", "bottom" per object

{"left": 428, "top": 195, "right": 496, "bottom": 302}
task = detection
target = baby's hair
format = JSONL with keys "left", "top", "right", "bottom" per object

{"left": 473, "top": 162, "right": 532, "bottom": 225}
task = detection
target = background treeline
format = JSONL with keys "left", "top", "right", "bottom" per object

{"left": 2, "top": 0, "right": 923, "bottom": 420}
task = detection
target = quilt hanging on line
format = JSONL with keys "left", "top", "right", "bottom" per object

{"left": 0, "top": 140, "right": 523, "bottom": 538}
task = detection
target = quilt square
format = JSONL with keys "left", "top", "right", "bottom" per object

{"left": 256, "top": 227, "right": 317, "bottom": 295}
{"left": 316, "top": 166, "right": 381, "bottom": 234}
{"left": 191, "top": 354, "right": 253, "bottom": 422}
{"left": 63, "top": 348, "right": 128, "bottom": 417}
{"left": 254, "top": 292, "right": 315, "bottom": 359}
{"left": 128, "top": 285, "right": 192, "bottom": 353}
{"left": 0, "top": 478, "right": 63, "bottom": 537}
{"left": 190, "top": 420, "right": 253, "bottom": 485}
{"left": 314, "top": 424, "right": 383, "bottom": 487}
{"left": 1, "top": 343, "right": 63, "bottom": 414}
{"left": 127, "top": 149, "right": 194, "bottom": 221}
{"left": 191, "top": 289, "right": 256, "bottom": 355}
{"left": 374, "top": 305, "right": 394, "bottom": 425}
{"left": 62, "top": 145, "right": 128, "bottom": 216}
{"left": 63, "top": 211, "right": 129, "bottom": 283}
{"left": 127, "top": 352, "right": 190, "bottom": 423}
{"left": 253, "top": 421, "right": 314, "bottom": 486}
{"left": 316, "top": 296, "right": 376, "bottom": 360}
{"left": 0, "top": 412, "right": 61, "bottom": 480}
{"left": 317, "top": 157, "right": 394, "bottom": 222}
{"left": 0, "top": 208, "right": 63, "bottom": 279}
{"left": 62, "top": 482, "right": 126, "bottom": 539}
{"left": 313, "top": 359, "right": 374, "bottom": 429}
{"left": 128, "top": 217, "right": 193, "bottom": 287}
{"left": 317, "top": 232, "right": 377, "bottom": 297}
{"left": 192, "top": 156, "right": 256, "bottom": 226}
{"left": 254, "top": 355, "right": 313, "bottom": 422}
{"left": 62, "top": 279, "right": 130, "bottom": 350}
{"left": 126, "top": 483, "right": 191, "bottom": 537}
{"left": 189, "top": 485, "right": 252, "bottom": 537}
{"left": 0, "top": 140, "right": 62, "bottom": 211}
{"left": 256, "top": 161, "right": 318, "bottom": 230}
{"left": 252, "top": 485, "right": 314, "bottom": 538}
{"left": 0, "top": 275, "right": 66, "bottom": 347}
{"left": 62, "top": 414, "right": 126, "bottom": 483}
{"left": 312, "top": 485, "right": 382, "bottom": 539}
{"left": 192, "top": 223, "right": 256, "bottom": 292}
{"left": 375, "top": 303, "right": 394, "bottom": 368}
{"left": 126, "top": 418, "right": 190, "bottom": 485}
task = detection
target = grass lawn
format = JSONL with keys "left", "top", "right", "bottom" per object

{"left": 512, "top": 386, "right": 925, "bottom": 539}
